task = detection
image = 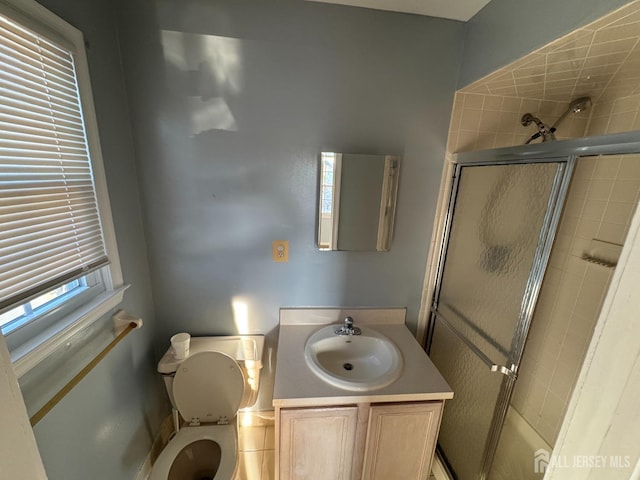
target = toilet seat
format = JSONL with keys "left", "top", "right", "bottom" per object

{"left": 149, "top": 424, "right": 237, "bottom": 480}
{"left": 150, "top": 351, "right": 245, "bottom": 480}
{"left": 173, "top": 351, "right": 245, "bottom": 425}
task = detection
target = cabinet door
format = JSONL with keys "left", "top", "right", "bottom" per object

{"left": 279, "top": 406, "right": 358, "bottom": 480}
{"left": 362, "top": 402, "right": 443, "bottom": 480}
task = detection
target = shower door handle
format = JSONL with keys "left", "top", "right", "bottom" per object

{"left": 433, "top": 312, "right": 519, "bottom": 380}
{"left": 490, "top": 364, "right": 517, "bottom": 380}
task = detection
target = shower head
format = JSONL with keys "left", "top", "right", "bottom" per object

{"left": 569, "top": 96, "right": 592, "bottom": 114}
{"left": 551, "top": 96, "right": 592, "bottom": 131}
{"left": 521, "top": 96, "right": 593, "bottom": 144}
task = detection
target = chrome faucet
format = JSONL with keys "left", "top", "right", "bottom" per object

{"left": 334, "top": 316, "right": 361, "bottom": 336}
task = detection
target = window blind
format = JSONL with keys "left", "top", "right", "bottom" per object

{"left": 0, "top": 13, "right": 108, "bottom": 312}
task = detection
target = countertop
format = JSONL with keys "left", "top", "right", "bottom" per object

{"left": 273, "top": 319, "right": 454, "bottom": 408}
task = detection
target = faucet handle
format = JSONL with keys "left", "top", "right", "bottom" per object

{"left": 335, "top": 317, "right": 361, "bottom": 336}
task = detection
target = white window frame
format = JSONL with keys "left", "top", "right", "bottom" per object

{"left": 317, "top": 152, "right": 342, "bottom": 251}
{"left": 0, "top": 0, "right": 127, "bottom": 377}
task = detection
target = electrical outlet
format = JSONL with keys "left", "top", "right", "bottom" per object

{"left": 272, "top": 240, "right": 289, "bottom": 262}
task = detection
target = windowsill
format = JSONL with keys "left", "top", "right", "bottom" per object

{"left": 11, "top": 285, "right": 130, "bottom": 378}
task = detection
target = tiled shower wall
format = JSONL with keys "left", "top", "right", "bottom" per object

{"left": 446, "top": 0, "right": 640, "bottom": 153}
{"left": 511, "top": 154, "right": 640, "bottom": 445}
{"left": 447, "top": 94, "right": 591, "bottom": 152}
{"left": 425, "top": 0, "right": 640, "bottom": 447}
{"left": 586, "top": 92, "right": 640, "bottom": 135}
{"left": 446, "top": 90, "right": 640, "bottom": 154}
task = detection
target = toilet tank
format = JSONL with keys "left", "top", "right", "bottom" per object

{"left": 157, "top": 335, "right": 264, "bottom": 410}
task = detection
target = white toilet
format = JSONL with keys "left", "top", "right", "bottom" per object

{"left": 150, "top": 335, "right": 264, "bottom": 480}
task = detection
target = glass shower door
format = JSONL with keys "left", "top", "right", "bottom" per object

{"left": 429, "top": 160, "right": 570, "bottom": 479}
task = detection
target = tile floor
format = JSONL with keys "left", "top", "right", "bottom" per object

{"left": 234, "top": 412, "right": 275, "bottom": 480}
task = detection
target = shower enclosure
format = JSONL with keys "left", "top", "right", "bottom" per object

{"left": 426, "top": 133, "right": 640, "bottom": 479}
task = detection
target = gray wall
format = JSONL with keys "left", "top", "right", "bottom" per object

{"left": 115, "top": 0, "right": 465, "bottom": 408}
{"left": 26, "top": 0, "right": 163, "bottom": 479}
{"left": 459, "top": 0, "right": 634, "bottom": 87}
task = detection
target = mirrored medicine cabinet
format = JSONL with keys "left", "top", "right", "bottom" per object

{"left": 317, "top": 152, "right": 400, "bottom": 252}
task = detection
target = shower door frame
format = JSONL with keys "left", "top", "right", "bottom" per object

{"left": 426, "top": 131, "right": 640, "bottom": 480}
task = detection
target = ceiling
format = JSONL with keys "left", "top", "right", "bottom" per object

{"left": 304, "top": 0, "right": 493, "bottom": 22}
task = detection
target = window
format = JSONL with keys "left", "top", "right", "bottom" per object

{"left": 318, "top": 152, "right": 340, "bottom": 250}
{"left": 1, "top": 278, "right": 89, "bottom": 333}
{"left": 320, "top": 152, "right": 336, "bottom": 216}
{"left": 0, "top": 0, "right": 125, "bottom": 375}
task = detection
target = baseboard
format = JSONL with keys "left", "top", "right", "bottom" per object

{"left": 135, "top": 452, "right": 152, "bottom": 480}
{"left": 432, "top": 450, "right": 453, "bottom": 480}
{"left": 135, "top": 414, "right": 175, "bottom": 480}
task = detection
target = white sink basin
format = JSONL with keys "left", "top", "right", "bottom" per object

{"left": 304, "top": 325, "right": 403, "bottom": 391}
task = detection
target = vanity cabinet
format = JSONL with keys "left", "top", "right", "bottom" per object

{"left": 273, "top": 313, "right": 454, "bottom": 480}
{"left": 362, "top": 402, "right": 442, "bottom": 479}
{"left": 276, "top": 401, "right": 443, "bottom": 480}
{"left": 279, "top": 406, "right": 358, "bottom": 480}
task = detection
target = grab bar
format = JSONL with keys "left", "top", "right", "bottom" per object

{"left": 433, "top": 311, "right": 517, "bottom": 380}
{"left": 30, "top": 316, "right": 141, "bottom": 426}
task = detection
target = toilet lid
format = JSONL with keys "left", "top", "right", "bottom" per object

{"left": 173, "top": 351, "right": 245, "bottom": 424}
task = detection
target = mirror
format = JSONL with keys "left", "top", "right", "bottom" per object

{"left": 317, "top": 152, "right": 400, "bottom": 251}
